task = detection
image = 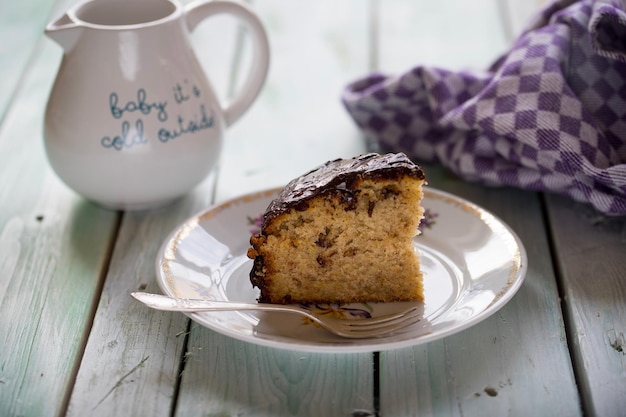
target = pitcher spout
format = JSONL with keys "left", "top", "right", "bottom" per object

{"left": 45, "top": 13, "right": 83, "bottom": 53}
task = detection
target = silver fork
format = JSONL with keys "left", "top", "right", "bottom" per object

{"left": 131, "top": 292, "right": 424, "bottom": 339}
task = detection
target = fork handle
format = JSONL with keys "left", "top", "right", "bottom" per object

{"left": 131, "top": 292, "right": 302, "bottom": 314}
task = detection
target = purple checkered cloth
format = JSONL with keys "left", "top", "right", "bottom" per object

{"left": 342, "top": 0, "right": 626, "bottom": 215}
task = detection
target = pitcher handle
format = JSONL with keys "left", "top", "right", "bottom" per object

{"left": 185, "top": 0, "right": 270, "bottom": 127}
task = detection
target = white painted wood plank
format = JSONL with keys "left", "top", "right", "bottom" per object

{"left": 376, "top": 0, "right": 549, "bottom": 74}
{"left": 376, "top": 0, "right": 510, "bottom": 73}
{"left": 0, "top": 0, "right": 79, "bottom": 117}
{"left": 185, "top": 0, "right": 244, "bottom": 106}
{"left": 0, "top": 0, "right": 57, "bottom": 116}
{"left": 64, "top": 178, "right": 217, "bottom": 417}
{"left": 379, "top": 167, "right": 582, "bottom": 416}
{"left": 213, "top": 0, "right": 369, "bottom": 203}
{"left": 175, "top": 322, "right": 374, "bottom": 416}
{"left": 545, "top": 194, "right": 626, "bottom": 417}
{"left": 499, "top": 0, "right": 551, "bottom": 42}
{"left": 0, "top": 19, "right": 120, "bottom": 417}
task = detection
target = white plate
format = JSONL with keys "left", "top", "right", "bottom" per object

{"left": 156, "top": 187, "right": 527, "bottom": 353}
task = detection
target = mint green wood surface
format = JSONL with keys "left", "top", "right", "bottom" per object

{"left": 1, "top": 0, "right": 625, "bottom": 416}
{"left": 546, "top": 195, "right": 626, "bottom": 417}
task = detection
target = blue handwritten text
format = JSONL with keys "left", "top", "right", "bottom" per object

{"left": 101, "top": 119, "right": 147, "bottom": 150}
{"left": 158, "top": 105, "right": 214, "bottom": 143}
{"left": 109, "top": 89, "right": 168, "bottom": 122}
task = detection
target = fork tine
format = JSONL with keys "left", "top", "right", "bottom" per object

{"left": 341, "top": 311, "right": 422, "bottom": 332}
{"left": 346, "top": 312, "right": 423, "bottom": 330}
{"left": 344, "top": 306, "right": 421, "bottom": 328}
{"left": 336, "top": 314, "right": 425, "bottom": 338}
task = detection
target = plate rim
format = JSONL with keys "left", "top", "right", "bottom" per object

{"left": 155, "top": 186, "right": 528, "bottom": 353}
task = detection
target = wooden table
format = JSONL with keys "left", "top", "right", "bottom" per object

{"left": 1, "top": 0, "right": 625, "bottom": 416}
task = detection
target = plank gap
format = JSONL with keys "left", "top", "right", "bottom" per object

{"left": 170, "top": 318, "right": 193, "bottom": 417}
{"left": 373, "top": 351, "right": 380, "bottom": 417}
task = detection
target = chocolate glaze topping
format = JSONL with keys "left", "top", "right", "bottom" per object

{"left": 261, "top": 152, "right": 425, "bottom": 226}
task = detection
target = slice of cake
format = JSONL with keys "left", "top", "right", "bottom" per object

{"left": 247, "top": 152, "right": 427, "bottom": 304}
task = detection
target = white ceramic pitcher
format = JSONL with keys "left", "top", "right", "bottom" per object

{"left": 44, "top": 0, "right": 269, "bottom": 210}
